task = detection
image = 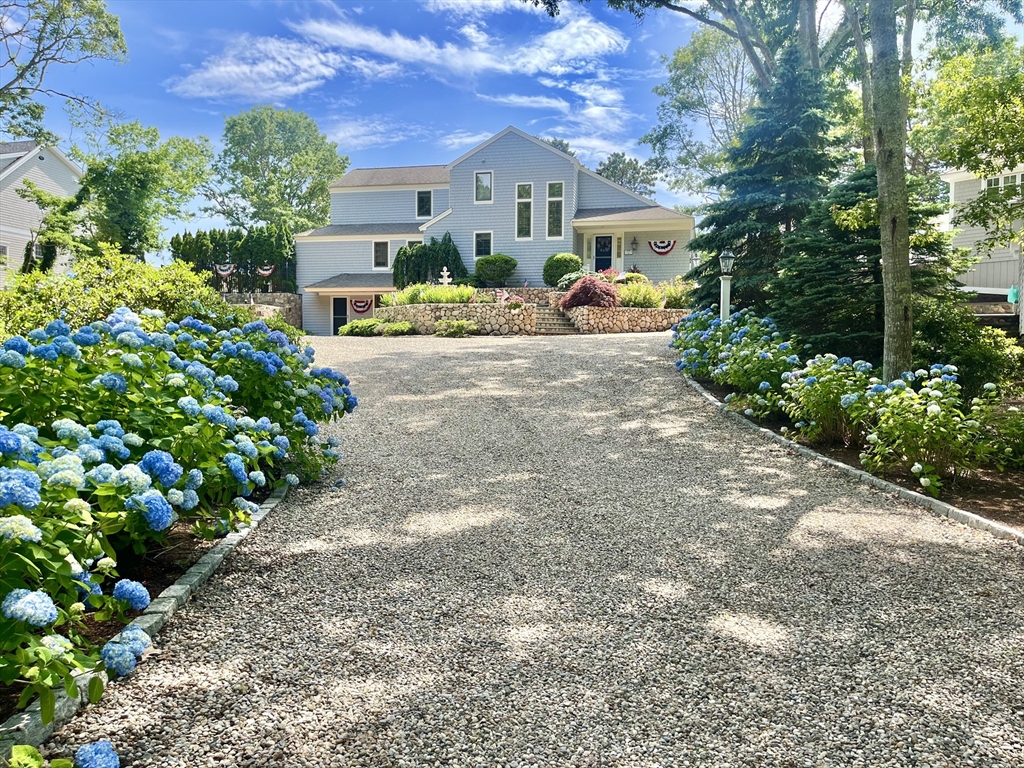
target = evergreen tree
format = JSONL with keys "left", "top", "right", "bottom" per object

{"left": 687, "top": 45, "right": 841, "bottom": 311}
{"left": 770, "top": 165, "right": 973, "bottom": 363}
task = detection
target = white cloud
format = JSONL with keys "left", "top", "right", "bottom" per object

{"left": 478, "top": 93, "right": 570, "bottom": 111}
{"left": 289, "top": 17, "right": 505, "bottom": 75}
{"left": 328, "top": 117, "right": 423, "bottom": 150}
{"left": 438, "top": 130, "right": 494, "bottom": 149}
{"left": 516, "top": 11, "right": 628, "bottom": 75}
{"left": 166, "top": 35, "right": 344, "bottom": 100}
{"left": 422, "top": 0, "right": 543, "bottom": 17}
{"left": 459, "top": 23, "right": 492, "bottom": 47}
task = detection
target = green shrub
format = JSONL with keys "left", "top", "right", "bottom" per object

{"left": 0, "top": 248, "right": 230, "bottom": 338}
{"left": 454, "top": 275, "right": 481, "bottom": 287}
{"left": 659, "top": 277, "right": 692, "bottom": 310}
{"left": 338, "top": 318, "right": 384, "bottom": 336}
{"left": 434, "top": 319, "right": 480, "bottom": 337}
{"left": 542, "top": 253, "right": 582, "bottom": 287}
{"left": 615, "top": 272, "right": 651, "bottom": 284}
{"left": 470, "top": 292, "right": 495, "bottom": 304}
{"left": 474, "top": 254, "right": 518, "bottom": 287}
{"left": 619, "top": 281, "right": 663, "bottom": 308}
{"left": 391, "top": 232, "right": 469, "bottom": 289}
{"left": 387, "top": 284, "right": 475, "bottom": 305}
{"left": 559, "top": 276, "right": 619, "bottom": 310}
{"left": 913, "top": 298, "right": 1024, "bottom": 399}
{"left": 378, "top": 321, "right": 417, "bottom": 336}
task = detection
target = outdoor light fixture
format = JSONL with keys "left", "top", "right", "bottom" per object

{"left": 719, "top": 248, "right": 736, "bottom": 275}
{"left": 718, "top": 248, "right": 736, "bottom": 322}
{"left": 630, "top": 236, "right": 639, "bottom": 252}
{"left": 689, "top": 252, "right": 701, "bottom": 271}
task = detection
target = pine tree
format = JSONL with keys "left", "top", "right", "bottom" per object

{"left": 770, "top": 166, "right": 973, "bottom": 362}
{"left": 687, "top": 45, "right": 841, "bottom": 311}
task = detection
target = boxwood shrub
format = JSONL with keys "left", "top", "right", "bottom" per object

{"left": 543, "top": 253, "right": 582, "bottom": 287}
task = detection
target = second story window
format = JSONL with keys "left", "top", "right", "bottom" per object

{"left": 547, "top": 181, "right": 563, "bottom": 239}
{"left": 373, "top": 241, "right": 389, "bottom": 269}
{"left": 416, "top": 190, "right": 432, "bottom": 218}
{"left": 475, "top": 171, "right": 492, "bottom": 203}
{"left": 516, "top": 183, "right": 532, "bottom": 240}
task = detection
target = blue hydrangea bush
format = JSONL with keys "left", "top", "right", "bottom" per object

{"left": 672, "top": 309, "right": 1019, "bottom": 498}
{"left": 0, "top": 307, "right": 356, "bottom": 721}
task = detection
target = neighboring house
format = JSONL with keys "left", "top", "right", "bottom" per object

{"left": 295, "top": 126, "right": 695, "bottom": 335}
{"left": 0, "top": 140, "right": 84, "bottom": 285}
{"left": 940, "top": 165, "right": 1024, "bottom": 299}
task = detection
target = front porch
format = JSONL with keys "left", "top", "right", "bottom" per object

{"left": 571, "top": 206, "right": 696, "bottom": 280}
{"left": 302, "top": 273, "right": 398, "bottom": 335}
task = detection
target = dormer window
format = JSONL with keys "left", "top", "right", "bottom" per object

{"left": 416, "top": 190, "right": 432, "bottom": 218}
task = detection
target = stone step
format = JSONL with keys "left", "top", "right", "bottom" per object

{"left": 536, "top": 320, "right": 576, "bottom": 329}
{"left": 536, "top": 328, "right": 578, "bottom": 335}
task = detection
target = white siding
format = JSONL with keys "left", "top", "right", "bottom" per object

{"left": 0, "top": 148, "right": 81, "bottom": 285}
{"left": 622, "top": 230, "right": 695, "bottom": 282}
{"left": 577, "top": 170, "right": 657, "bottom": 210}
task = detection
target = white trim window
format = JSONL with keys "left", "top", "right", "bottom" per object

{"left": 416, "top": 190, "right": 432, "bottom": 218}
{"left": 475, "top": 171, "right": 493, "bottom": 203}
{"left": 372, "top": 241, "right": 390, "bottom": 269}
{"left": 987, "top": 174, "right": 1020, "bottom": 194}
{"left": 516, "top": 182, "right": 532, "bottom": 240}
{"left": 474, "top": 231, "right": 492, "bottom": 258}
{"left": 546, "top": 181, "right": 564, "bottom": 239}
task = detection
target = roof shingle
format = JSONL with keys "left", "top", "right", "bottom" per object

{"left": 332, "top": 165, "right": 449, "bottom": 188}
{"left": 572, "top": 206, "right": 691, "bottom": 223}
{"left": 304, "top": 273, "right": 396, "bottom": 290}
{"left": 298, "top": 223, "right": 425, "bottom": 237}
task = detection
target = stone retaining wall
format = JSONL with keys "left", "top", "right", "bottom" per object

{"left": 376, "top": 304, "right": 536, "bottom": 336}
{"left": 222, "top": 293, "right": 302, "bottom": 328}
{"left": 476, "top": 287, "right": 557, "bottom": 305}
{"left": 564, "top": 306, "right": 689, "bottom": 334}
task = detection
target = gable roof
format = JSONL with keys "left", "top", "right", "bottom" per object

{"left": 331, "top": 165, "right": 449, "bottom": 190}
{"left": 0, "top": 141, "right": 83, "bottom": 182}
{"left": 447, "top": 125, "right": 582, "bottom": 171}
{"left": 304, "top": 272, "right": 396, "bottom": 291}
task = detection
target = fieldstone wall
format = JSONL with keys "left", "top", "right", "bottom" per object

{"left": 564, "top": 306, "right": 689, "bottom": 334}
{"left": 477, "top": 287, "right": 558, "bottom": 305}
{"left": 223, "top": 293, "right": 302, "bottom": 328}
{"left": 376, "top": 304, "right": 536, "bottom": 336}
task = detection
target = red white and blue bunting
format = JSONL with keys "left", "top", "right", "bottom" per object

{"left": 255, "top": 264, "right": 275, "bottom": 277}
{"left": 351, "top": 299, "right": 373, "bottom": 314}
{"left": 648, "top": 240, "right": 676, "bottom": 256}
{"left": 214, "top": 263, "right": 237, "bottom": 277}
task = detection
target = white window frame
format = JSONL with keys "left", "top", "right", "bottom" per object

{"left": 546, "top": 180, "right": 565, "bottom": 240}
{"left": 473, "top": 231, "right": 493, "bottom": 259}
{"left": 515, "top": 182, "right": 533, "bottom": 241}
{"left": 371, "top": 241, "right": 390, "bottom": 270}
{"left": 474, "top": 171, "right": 493, "bottom": 204}
{"left": 415, "top": 190, "right": 432, "bottom": 219}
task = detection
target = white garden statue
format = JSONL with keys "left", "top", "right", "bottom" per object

{"left": 439, "top": 266, "right": 453, "bottom": 286}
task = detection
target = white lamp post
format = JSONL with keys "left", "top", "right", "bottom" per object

{"left": 718, "top": 248, "right": 735, "bottom": 323}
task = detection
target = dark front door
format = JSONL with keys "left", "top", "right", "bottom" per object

{"left": 332, "top": 297, "right": 348, "bottom": 335}
{"left": 595, "top": 236, "right": 613, "bottom": 271}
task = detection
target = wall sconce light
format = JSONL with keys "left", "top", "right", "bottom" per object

{"left": 630, "top": 236, "right": 639, "bottom": 253}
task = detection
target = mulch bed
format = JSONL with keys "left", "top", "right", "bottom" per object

{"left": 692, "top": 377, "right": 1024, "bottom": 531}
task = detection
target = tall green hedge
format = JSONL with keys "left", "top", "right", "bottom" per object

{"left": 391, "top": 232, "right": 469, "bottom": 289}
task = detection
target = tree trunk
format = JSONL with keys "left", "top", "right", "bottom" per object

{"left": 869, "top": 0, "right": 913, "bottom": 380}
{"left": 800, "top": 0, "right": 820, "bottom": 69}
{"left": 845, "top": 1, "right": 875, "bottom": 164}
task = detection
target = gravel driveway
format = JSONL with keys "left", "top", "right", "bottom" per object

{"left": 46, "top": 333, "right": 1024, "bottom": 767}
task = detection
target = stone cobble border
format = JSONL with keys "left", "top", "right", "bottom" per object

{"left": 0, "top": 485, "right": 290, "bottom": 764}
{"left": 682, "top": 375, "right": 1024, "bottom": 546}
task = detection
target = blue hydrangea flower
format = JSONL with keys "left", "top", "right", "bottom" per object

{"left": 840, "top": 393, "right": 860, "bottom": 409}
{"left": 233, "top": 497, "right": 260, "bottom": 515}
{"left": 0, "top": 514, "right": 43, "bottom": 542}
{"left": 113, "top": 579, "right": 151, "bottom": 610}
{"left": 27, "top": 328, "right": 48, "bottom": 342}
{"left": 804, "top": 376, "right": 818, "bottom": 386}
{"left": 53, "top": 336, "right": 81, "bottom": 359}
{"left": 30, "top": 343, "right": 59, "bottom": 361}
{"left": 190, "top": 339, "right": 209, "bottom": 352}
{"left": 177, "top": 396, "right": 201, "bottom": 417}
{"left": 758, "top": 381, "right": 771, "bottom": 391}
{"left": 75, "top": 443, "right": 105, "bottom": 465}
{"left": 0, "top": 467, "right": 42, "bottom": 509}
{"left": 869, "top": 384, "right": 889, "bottom": 394}
{"left": 2, "top": 589, "right": 58, "bottom": 626}
{"left": 272, "top": 435, "right": 290, "bottom": 458}
{"left": 75, "top": 739, "right": 121, "bottom": 768}
{"left": 243, "top": 320, "right": 269, "bottom": 334}
{"left": 115, "top": 331, "right": 144, "bottom": 350}
{"left": 120, "top": 352, "right": 144, "bottom": 369}
{"left": 100, "top": 642, "right": 136, "bottom": 677}
{"left": 236, "top": 417, "right": 256, "bottom": 432}
{"left": 214, "top": 375, "right": 239, "bottom": 393}
{"left": 304, "top": 422, "right": 320, "bottom": 437}
{"left": 93, "top": 373, "right": 128, "bottom": 394}
{"left": 285, "top": 474, "right": 299, "bottom": 486}
{"left": 95, "top": 434, "right": 130, "bottom": 460}
{"left": 200, "top": 404, "right": 230, "bottom": 425}
{"left": 236, "top": 440, "right": 258, "bottom": 459}
{"left": 0, "top": 429, "right": 22, "bottom": 455}
{"left": 248, "top": 470, "right": 266, "bottom": 487}
{"left": 223, "top": 453, "right": 248, "bottom": 484}
{"left": 45, "top": 318, "right": 72, "bottom": 337}
{"left": 181, "top": 489, "right": 199, "bottom": 511}
{"left": 184, "top": 468, "right": 204, "bottom": 490}
{"left": 95, "top": 420, "right": 125, "bottom": 437}
{"left": 86, "top": 463, "right": 118, "bottom": 486}
{"left": 128, "top": 489, "right": 173, "bottom": 531}
{"left": 118, "top": 624, "right": 151, "bottom": 657}
{"left": 266, "top": 330, "right": 289, "bottom": 346}
{"left": 139, "top": 450, "right": 183, "bottom": 487}
{"left": 3, "top": 336, "right": 33, "bottom": 354}
{"left": 73, "top": 572, "right": 102, "bottom": 599}
{"left": 0, "top": 350, "right": 27, "bottom": 368}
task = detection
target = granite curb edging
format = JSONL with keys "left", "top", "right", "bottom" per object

{"left": 682, "top": 374, "right": 1024, "bottom": 546}
{"left": 0, "top": 484, "right": 291, "bottom": 764}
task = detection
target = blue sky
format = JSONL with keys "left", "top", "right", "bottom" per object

{"left": 39, "top": 0, "right": 699, "bottom": 228}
